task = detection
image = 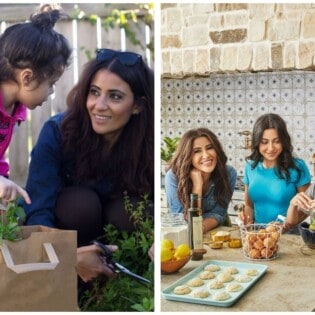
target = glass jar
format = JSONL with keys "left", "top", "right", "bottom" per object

{"left": 161, "top": 212, "right": 188, "bottom": 247}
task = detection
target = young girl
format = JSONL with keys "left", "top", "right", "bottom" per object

{"left": 241, "top": 113, "right": 311, "bottom": 225}
{"left": 165, "top": 128, "right": 237, "bottom": 233}
{"left": 0, "top": 4, "right": 72, "bottom": 204}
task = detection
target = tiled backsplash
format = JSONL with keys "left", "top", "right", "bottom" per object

{"left": 161, "top": 70, "right": 315, "bottom": 178}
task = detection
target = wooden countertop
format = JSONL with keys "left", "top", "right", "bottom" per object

{"left": 160, "top": 229, "right": 315, "bottom": 312}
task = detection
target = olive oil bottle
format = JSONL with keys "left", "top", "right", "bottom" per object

{"left": 187, "top": 193, "right": 203, "bottom": 260}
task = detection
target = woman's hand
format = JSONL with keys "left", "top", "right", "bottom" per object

{"left": 238, "top": 205, "right": 253, "bottom": 225}
{"left": 77, "top": 244, "right": 118, "bottom": 282}
{"left": 0, "top": 176, "right": 31, "bottom": 204}
{"left": 289, "top": 191, "right": 313, "bottom": 211}
{"left": 190, "top": 168, "right": 204, "bottom": 189}
{"left": 148, "top": 243, "right": 154, "bottom": 261}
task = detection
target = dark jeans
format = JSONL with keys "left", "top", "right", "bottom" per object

{"left": 54, "top": 186, "right": 153, "bottom": 246}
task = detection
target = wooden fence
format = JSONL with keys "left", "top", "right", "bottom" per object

{"left": 0, "top": 4, "right": 154, "bottom": 186}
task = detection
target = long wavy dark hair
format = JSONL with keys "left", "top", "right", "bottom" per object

{"left": 170, "top": 128, "right": 232, "bottom": 210}
{"left": 246, "top": 113, "right": 300, "bottom": 182}
{"left": 60, "top": 53, "right": 154, "bottom": 197}
{"left": 0, "top": 4, "right": 71, "bottom": 83}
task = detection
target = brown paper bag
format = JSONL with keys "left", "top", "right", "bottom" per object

{"left": 0, "top": 225, "right": 79, "bottom": 311}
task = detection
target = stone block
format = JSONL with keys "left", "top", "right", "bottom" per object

{"left": 196, "top": 49, "right": 211, "bottom": 74}
{"left": 302, "top": 11, "right": 315, "bottom": 38}
{"left": 252, "top": 43, "right": 270, "bottom": 71}
{"left": 183, "top": 50, "right": 195, "bottom": 75}
{"left": 183, "top": 25, "right": 211, "bottom": 47}
{"left": 237, "top": 45, "right": 252, "bottom": 71}
{"left": 297, "top": 41, "right": 315, "bottom": 69}
{"left": 210, "top": 29, "right": 247, "bottom": 44}
{"left": 248, "top": 20, "right": 265, "bottom": 41}
{"left": 271, "top": 42, "right": 283, "bottom": 69}
{"left": 283, "top": 41, "right": 297, "bottom": 68}
{"left": 165, "top": 8, "right": 183, "bottom": 33}
{"left": 161, "top": 35, "right": 182, "bottom": 49}
{"left": 220, "top": 45, "right": 238, "bottom": 71}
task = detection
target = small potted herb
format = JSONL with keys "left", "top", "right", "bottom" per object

{"left": 0, "top": 200, "right": 26, "bottom": 242}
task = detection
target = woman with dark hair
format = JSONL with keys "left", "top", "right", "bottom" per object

{"left": 165, "top": 128, "right": 237, "bottom": 233}
{"left": 0, "top": 4, "right": 72, "bottom": 204}
{"left": 22, "top": 48, "right": 154, "bottom": 281}
{"left": 241, "top": 113, "right": 311, "bottom": 226}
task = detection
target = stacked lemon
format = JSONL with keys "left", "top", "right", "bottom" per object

{"left": 160, "top": 239, "right": 190, "bottom": 262}
{"left": 161, "top": 239, "right": 191, "bottom": 273}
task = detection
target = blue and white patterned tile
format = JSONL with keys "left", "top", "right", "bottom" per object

{"left": 293, "top": 89, "right": 305, "bottom": 102}
{"left": 292, "top": 116, "right": 305, "bottom": 129}
{"left": 305, "top": 88, "right": 315, "bottom": 101}
{"left": 183, "top": 79, "right": 192, "bottom": 91}
{"left": 257, "top": 75, "right": 269, "bottom": 89}
{"left": 192, "top": 78, "right": 203, "bottom": 90}
{"left": 293, "top": 73, "right": 305, "bottom": 88}
{"left": 268, "top": 89, "right": 281, "bottom": 102}
{"left": 203, "top": 78, "right": 213, "bottom": 89}
{"left": 163, "top": 91, "right": 174, "bottom": 103}
{"left": 193, "top": 91, "right": 203, "bottom": 102}
{"left": 204, "top": 91, "right": 213, "bottom": 102}
{"left": 174, "top": 79, "right": 184, "bottom": 90}
{"left": 163, "top": 80, "right": 174, "bottom": 91}
{"left": 235, "top": 76, "right": 245, "bottom": 89}
{"left": 281, "top": 89, "right": 293, "bottom": 102}
{"left": 305, "top": 116, "right": 315, "bottom": 129}
{"left": 193, "top": 104, "right": 204, "bottom": 115}
{"left": 214, "top": 90, "right": 224, "bottom": 103}
{"left": 213, "top": 77, "right": 224, "bottom": 89}
{"left": 224, "top": 90, "right": 235, "bottom": 103}
{"left": 269, "top": 74, "right": 281, "bottom": 88}
{"left": 280, "top": 103, "right": 293, "bottom": 115}
{"left": 245, "top": 75, "right": 257, "bottom": 89}
{"left": 246, "top": 90, "right": 257, "bottom": 102}
{"left": 281, "top": 74, "right": 293, "bottom": 88}
{"left": 174, "top": 92, "right": 183, "bottom": 103}
{"left": 224, "top": 76, "right": 235, "bottom": 89}
{"left": 305, "top": 73, "right": 315, "bottom": 88}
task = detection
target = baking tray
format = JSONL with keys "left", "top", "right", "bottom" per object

{"left": 162, "top": 259, "right": 268, "bottom": 307}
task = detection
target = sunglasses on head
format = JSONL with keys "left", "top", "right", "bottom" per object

{"left": 96, "top": 48, "right": 142, "bottom": 66}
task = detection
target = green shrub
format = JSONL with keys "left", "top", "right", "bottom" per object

{"left": 79, "top": 193, "right": 154, "bottom": 312}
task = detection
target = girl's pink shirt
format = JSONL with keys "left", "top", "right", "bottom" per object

{"left": 0, "top": 91, "right": 27, "bottom": 177}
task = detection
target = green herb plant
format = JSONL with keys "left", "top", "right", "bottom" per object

{"left": 0, "top": 200, "right": 26, "bottom": 242}
{"left": 161, "top": 136, "right": 180, "bottom": 163}
{"left": 79, "top": 193, "right": 154, "bottom": 312}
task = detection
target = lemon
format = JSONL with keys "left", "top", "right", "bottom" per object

{"left": 309, "top": 223, "right": 315, "bottom": 230}
{"left": 161, "top": 247, "right": 174, "bottom": 262}
{"left": 161, "top": 239, "right": 175, "bottom": 250}
{"left": 174, "top": 243, "right": 190, "bottom": 260}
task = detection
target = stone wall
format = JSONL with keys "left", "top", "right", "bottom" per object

{"left": 161, "top": 3, "right": 315, "bottom": 77}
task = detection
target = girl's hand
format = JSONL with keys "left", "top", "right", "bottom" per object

{"left": 0, "top": 176, "right": 31, "bottom": 204}
{"left": 77, "top": 244, "right": 118, "bottom": 282}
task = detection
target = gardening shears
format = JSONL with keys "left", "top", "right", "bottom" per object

{"left": 93, "top": 240, "right": 151, "bottom": 285}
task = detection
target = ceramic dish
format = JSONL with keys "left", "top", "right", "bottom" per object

{"left": 162, "top": 259, "right": 268, "bottom": 307}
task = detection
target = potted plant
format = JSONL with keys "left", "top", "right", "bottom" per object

{"left": 161, "top": 136, "right": 180, "bottom": 187}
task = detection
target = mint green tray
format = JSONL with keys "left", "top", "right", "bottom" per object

{"left": 162, "top": 259, "right": 268, "bottom": 307}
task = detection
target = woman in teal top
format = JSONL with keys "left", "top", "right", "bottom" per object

{"left": 242, "top": 113, "right": 311, "bottom": 226}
